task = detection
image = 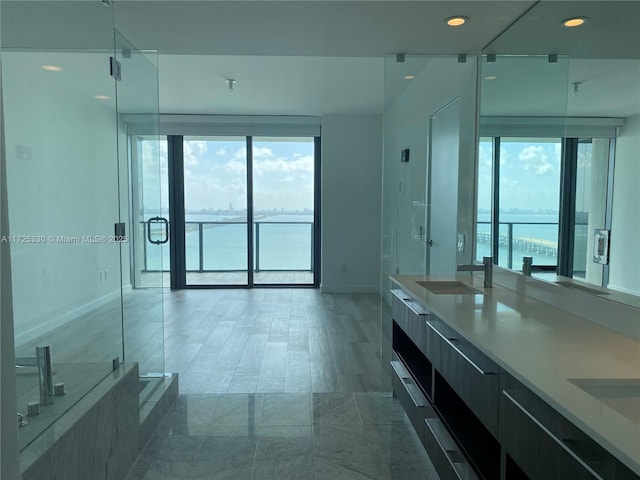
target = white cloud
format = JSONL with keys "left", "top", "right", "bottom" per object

{"left": 224, "top": 159, "right": 247, "bottom": 175}
{"left": 518, "top": 145, "right": 554, "bottom": 175}
{"left": 216, "top": 147, "right": 227, "bottom": 156}
{"left": 478, "top": 143, "right": 492, "bottom": 168}
{"left": 254, "top": 155, "right": 314, "bottom": 176}
{"left": 233, "top": 146, "right": 274, "bottom": 159}
{"left": 184, "top": 140, "right": 207, "bottom": 167}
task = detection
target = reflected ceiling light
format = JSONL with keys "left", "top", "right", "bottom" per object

{"left": 94, "top": 95, "right": 111, "bottom": 100}
{"left": 562, "top": 17, "right": 587, "bottom": 28}
{"left": 446, "top": 16, "right": 468, "bottom": 27}
{"left": 403, "top": 75, "right": 416, "bottom": 80}
{"left": 226, "top": 78, "right": 236, "bottom": 94}
{"left": 484, "top": 75, "right": 497, "bottom": 81}
{"left": 41, "top": 65, "right": 63, "bottom": 72}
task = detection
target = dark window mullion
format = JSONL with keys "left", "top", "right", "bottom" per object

{"left": 168, "top": 135, "right": 186, "bottom": 289}
{"left": 491, "top": 137, "right": 500, "bottom": 265}
{"left": 314, "top": 136, "right": 321, "bottom": 287}
{"left": 247, "top": 136, "right": 254, "bottom": 287}
{"left": 558, "top": 138, "right": 578, "bottom": 277}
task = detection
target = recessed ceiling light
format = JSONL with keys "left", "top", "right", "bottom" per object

{"left": 446, "top": 16, "right": 468, "bottom": 27}
{"left": 41, "top": 65, "right": 63, "bottom": 72}
{"left": 562, "top": 17, "right": 587, "bottom": 28}
{"left": 484, "top": 75, "right": 497, "bottom": 81}
{"left": 94, "top": 95, "right": 111, "bottom": 100}
{"left": 403, "top": 75, "right": 416, "bottom": 80}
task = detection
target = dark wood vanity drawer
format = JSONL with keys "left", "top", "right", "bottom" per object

{"left": 500, "top": 372, "right": 639, "bottom": 480}
{"left": 427, "top": 317, "right": 500, "bottom": 437}
{"left": 391, "top": 289, "right": 430, "bottom": 355}
{"left": 424, "top": 405, "right": 480, "bottom": 480}
{"left": 391, "top": 360, "right": 428, "bottom": 447}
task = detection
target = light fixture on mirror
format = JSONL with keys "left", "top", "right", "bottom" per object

{"left": 41, "top": 65, "right": 62, "bottom": 72}
{"left": 403, "top": 75, "right": 416, "bottom": 80}
{"left": 226, "top": 78, "right": 236, "bottom": 94}
{"left": 446, "top": 16, "right": 468, "bottom": 27}
{"left": 485, "top": 75, "right": 497, "bottom": 81}
{"left": 94, "top": 95, "right": 111, "bottom": 100}
{"left": 562, "top": 17, "right": 588, "bottom": 28}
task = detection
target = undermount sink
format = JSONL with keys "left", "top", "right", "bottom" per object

{"left": 569, "top": 378, "right": 640, "bottom": 425}
{"left": 416, "top": 281, "right": 483, "bottom": 295}
{"left": 555, "top": 281, "right": 611, "bottom": 295}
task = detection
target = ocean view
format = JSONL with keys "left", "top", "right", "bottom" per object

{"left": 144, "top": 212, "right": 569, "bottom": 273}
{"left": 144, "top": 214, "right": 314, "bottom": 272}
{"left": 476, "top": 212, "right": 569, "bottom": 269}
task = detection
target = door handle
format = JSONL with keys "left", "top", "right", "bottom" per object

{"left": 425, "top": 239, "right": 434, "bottom": 246}
{"left": 147, "top": 217, "right": 169, "bottom": 245}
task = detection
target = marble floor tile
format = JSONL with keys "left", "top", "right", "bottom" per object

{"left": 354, "top": 392, "right": 412, "bottom": 425}
{"left": 256, "top": 393, "right": 311, "bottom": 426}
{"left": 252, "top": 435, "right": 314, "bottom": 480}
{"left": 208, "top": 393, "right": 258, "bottom": 426}
{"left": 312, "top": 393, "right": 361, "bottom": 425}
{"left": 313, "top": 425, "right": 379, "bottom": 479}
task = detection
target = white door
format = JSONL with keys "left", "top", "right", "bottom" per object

{"left": 426, "top": 98, "right": 461, "bottom": 275}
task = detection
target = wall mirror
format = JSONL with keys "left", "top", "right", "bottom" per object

{"left": 476, "top": 1, "right": 640, "bottom": 307}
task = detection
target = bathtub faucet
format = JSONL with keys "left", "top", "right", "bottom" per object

{"left": 15, "top": 345, "right": 54, "bottom": 405}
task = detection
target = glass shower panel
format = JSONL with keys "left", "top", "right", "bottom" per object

{"left": 2, "top": 1, "right": 122, "bottom": 450}
{"left": 381, "top": 54, "right": 433, "bottom": 296}
{"left": 113, "top": 31, "right": 165, "bottom": 379}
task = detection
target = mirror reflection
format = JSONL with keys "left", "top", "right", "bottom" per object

{"left": 477, "top": 1, "right": 640, "bottom": 307}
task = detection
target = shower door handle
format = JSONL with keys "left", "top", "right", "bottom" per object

{"left": 147, "top": 217, "right": 169, "bottom": 245}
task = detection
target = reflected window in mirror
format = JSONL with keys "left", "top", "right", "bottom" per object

{"left": 476, "top": 137, "right": 493, "bottom": 263}
{"left": 573, "top": 138, "right": 611, "bottom": 285}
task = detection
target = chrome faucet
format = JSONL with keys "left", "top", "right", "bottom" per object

{"left": 457, "top": 256, "right": 493, "bottom": 288}
{"left": 522, "top": 256, "right": 533, "bottom": 276}
{"left": 15, "top": 345, "right": 54, "bottom": 405}
{"left": 17, "top": 412, "right": 28, "bottom": 428}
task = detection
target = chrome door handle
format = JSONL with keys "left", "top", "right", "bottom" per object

{"left": 147, "top": 217, "right": 169, "bottom": 245}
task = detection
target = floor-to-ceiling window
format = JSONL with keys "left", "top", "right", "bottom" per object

{"left": 138, "top": 131, "right": 320, "bottom": 289}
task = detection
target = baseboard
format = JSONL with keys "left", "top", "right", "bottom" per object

{"left": 15, "top": 284, "right": 133, "bottom": 347}
{"left": 606, "top": 283, "right": 640, "bottom": 297}
{"left": 320, "top": 284, "right": 380, "bottom": 294}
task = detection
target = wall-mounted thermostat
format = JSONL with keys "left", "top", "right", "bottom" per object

{"left": 401, "top": 149, "right": 410, "bottom": 162}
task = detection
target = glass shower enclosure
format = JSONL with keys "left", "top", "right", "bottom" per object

{"left": 1, "top": 0, "right": 164, "bottom": 452}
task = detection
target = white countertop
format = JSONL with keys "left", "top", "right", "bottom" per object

{"left": 390, "top": 273, "right": 640, "bottom": 476}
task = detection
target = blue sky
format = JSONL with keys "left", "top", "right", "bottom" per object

{"left": 142, "top": 137, "right": 315, "bottom": 213}
{"left": 477, "top": 138, "right": 564, "bottom": 212}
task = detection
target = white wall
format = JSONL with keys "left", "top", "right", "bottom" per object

{"left": 3, "top": 51, "right": 125, "bottom": 348}
{"left": 321, "top": 115, "right": 382, "bottom": 293}
{"left": 381, "top": 56, "right": 478, "bottom": 300}
{"left": 609, "top": 113, "right": 640, "bottom": 296}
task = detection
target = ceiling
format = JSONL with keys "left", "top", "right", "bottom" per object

{"left": 2, "top": 1, "right": 638, "bottom": 117}
{"left": 2, "top": 0, "right": 536, "bottom": 115}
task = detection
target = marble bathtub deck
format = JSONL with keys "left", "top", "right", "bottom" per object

{"left": 125, "top": 392, "right": 438, "bottom": 480}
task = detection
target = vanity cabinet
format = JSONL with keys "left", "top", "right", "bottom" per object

{"left": 391, "top": 287, "right": 500, "bottom": 479}
{"left": 500, "top": 372, "right": 639, "bottom": 480}
{"left": 426, "top": 317, "right": 500, "bottom": 437}
{"left": 390, "top": 282, "right": 639, "bottom": 480}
